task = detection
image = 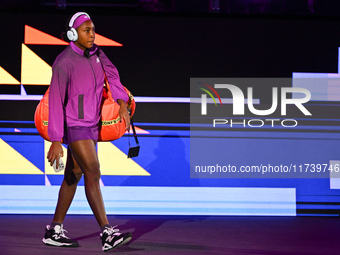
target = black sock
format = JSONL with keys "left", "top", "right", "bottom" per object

{"left": 101, "top": 224, "right": 111, "bottom": 232}
{"left": 50, "top": 222, "right": 62, "bottom": 229}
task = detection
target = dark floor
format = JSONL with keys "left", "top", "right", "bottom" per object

{"left": 1, "top": 214, "right": 340, "bottom": 255}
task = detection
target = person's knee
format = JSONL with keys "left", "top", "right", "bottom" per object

{"left": 84, "top": 162, "right": 101, "bottom": 182}
{"left": 65, "top": 167, "right": 83, "bottom": 186}
{"left": 73, "top": 167, "right": 83, "bottom": 182}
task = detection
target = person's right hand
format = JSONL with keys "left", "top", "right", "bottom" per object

{"left": 47, "top": 141, "right": 64, "bottom": 169}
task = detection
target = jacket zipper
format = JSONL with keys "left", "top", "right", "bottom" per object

{"left": 87, "top": 57, "right": 101, "bottom": 116}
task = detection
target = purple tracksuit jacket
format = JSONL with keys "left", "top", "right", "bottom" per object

{"left": 48, "top": 42, "right": 128, "bottom": 142}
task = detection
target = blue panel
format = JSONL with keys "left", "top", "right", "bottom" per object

{"left": 0, "top": 175, "right": 45, "bottom": 185}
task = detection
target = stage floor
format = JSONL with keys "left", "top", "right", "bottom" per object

{"left": 1, "top": 214, "right": 339, "bottom": 254}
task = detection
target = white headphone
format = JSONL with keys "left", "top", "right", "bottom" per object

{"left": 67, "top": 12, "right": 91, "bottom": 42}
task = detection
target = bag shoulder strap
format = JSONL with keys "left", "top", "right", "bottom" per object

{"left": 130, "top": 118, "right": 139, "bottom": 145}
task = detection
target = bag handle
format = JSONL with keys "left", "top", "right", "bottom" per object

{"left": 100, "top": 57, "right": 112, "bottom": 95}
{"left": 103, "top": 74, "right": 111, "bottom": 94}
{"left": 128, "top": 118, "right": 140, "bottom": 158}
{"left": 129, "top": 118, "right": 139, "bottom": 146}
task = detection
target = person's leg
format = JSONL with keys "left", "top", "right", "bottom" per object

{"left": 68, "top": 139, "right": 132, "bottom": 251}
{"left": 69, "top": 139, "right": 109, "bottom": 227}
{"left": 52, "top": 153, "right": 83, "bottom": 223}
{"left": 42, "top": 152, "right": 82, "bottom": 247}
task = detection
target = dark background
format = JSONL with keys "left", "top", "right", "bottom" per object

{"left": 1, "top": 7, "right": 340, "bottom": 97}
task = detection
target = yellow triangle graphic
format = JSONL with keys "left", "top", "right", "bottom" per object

{"left": 21, "top": 44, "right": 52, "bottom": 85}
{"left": 0, "top": 138, "right": 44, "bottom": 174}
{"left": 44, "top": 140, "right": 67, "bottom": 175}
{"left": 0, "top": 66, "right": 20, "bottom": 84}
{"left": 98, "top": 142, "right": 150, "bottom": 176}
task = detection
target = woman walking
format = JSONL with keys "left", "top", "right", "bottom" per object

{"left": 42, "top": 12, "right": 132, "bottom": 252}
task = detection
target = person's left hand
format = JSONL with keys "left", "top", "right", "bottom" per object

{"left": 117, "top": 99, "right": 130, "bottom": 131}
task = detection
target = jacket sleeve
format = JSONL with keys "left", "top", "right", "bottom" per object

{"left": 97, "top": 47, "right": 129, "bottom": 103}
{"left": 48, "top": 62, "right": 68, "bottom": 142}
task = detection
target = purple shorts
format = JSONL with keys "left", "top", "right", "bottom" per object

{"left": 63, "top": 124, "right": 99, "bottom": 185}
{"left": 63, "top": 125, "right": 99, "bottom": 145}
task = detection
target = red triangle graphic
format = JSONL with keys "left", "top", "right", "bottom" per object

{"left": 25, "top": 25, "right": 123, "bottom": 47}
{"left": 95, "top": 33, "right": 123, "bottom": 47}
{"left": 25, "top": 25, "right": 68, "bottom": 45}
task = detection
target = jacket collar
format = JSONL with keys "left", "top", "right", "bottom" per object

{"left": 70, "top": 41, "right": 98, "bottom": 56}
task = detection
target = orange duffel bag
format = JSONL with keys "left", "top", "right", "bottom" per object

{"left": 98, "top": 82, "right": 135, "bottom": 141}
{"left": 34, "top": 81, "right": 135, "bottom": 142}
